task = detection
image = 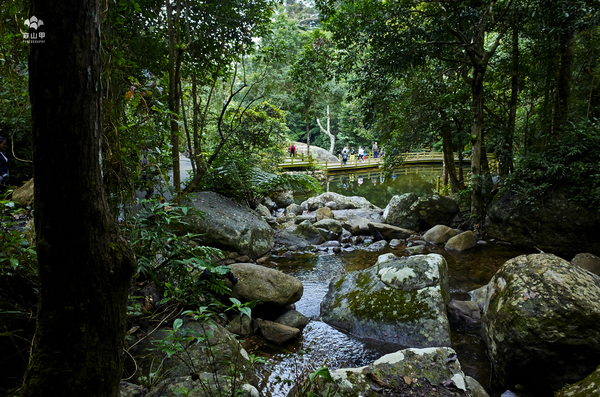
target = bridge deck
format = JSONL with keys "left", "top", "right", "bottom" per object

{"left": 280, "top": 152, "right": 492, "bottom": 172}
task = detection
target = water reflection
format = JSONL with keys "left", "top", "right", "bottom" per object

{"left": 326, "top": 166, "right": 443, "bottom": 208}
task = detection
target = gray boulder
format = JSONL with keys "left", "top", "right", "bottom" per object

{"left": 572, "top": 253, "right": 600, "bottom": 277}
{"left": 292, "top": 141, "right": 339, "bottom": 162}
{"left": 294, "top": 220, "right": 324, "bottom": 244}
{"left": 445, "top": 231, "right": 477, "bottom": 251}
{"left": 320, "top": 253, "right": 451, "bottom": 346}
{"left": 410, "top": 195, "right": 459, "bottom": 227}
{"left": 423, "top": 225, "right": 457, "bottom": 244}
{"left": 405, "top": 245, "right": 430, "bottom": 255}
{"left": 185, "top": 192, "right": 273, "bottom": 259}
{"left": 383, "top": 192, "right": 420, "bottom": 230}
{"left": 481, "top": 253, "right": 600, "bottom": 394}
{"left": 484, "top": 189, "right": 600, "bottom": 256}
{"left": 344, "top": 217, "right": 372, "bottom": 235}
{"left": 312, "top": 347, "right": 489, "bottom": 397}
{"left": 302, "top": 192, "right": 380, "bottom": 211}
{"left": 367, "top": 222, "right": 414, "bottom": 241}
{"left": 229, "top": 263, "right": 303, "bottom": 308}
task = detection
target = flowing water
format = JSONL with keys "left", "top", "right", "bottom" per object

{"left": 251, "top": 243, "right": 534, "bottom": 397}
{"left": 249, "top": 166, "right": 534, "bottom": 396}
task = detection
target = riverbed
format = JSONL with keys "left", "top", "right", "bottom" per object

{"left": 249, "top": 240, "right": 534, "bottom": 397}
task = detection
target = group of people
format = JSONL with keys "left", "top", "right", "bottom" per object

{"left": 341, "top": 141, "right": 383, "bottom": 164}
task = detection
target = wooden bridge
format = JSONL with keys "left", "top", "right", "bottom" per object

{"left": 280, "top": 151, "right": 495, "bottom": 172}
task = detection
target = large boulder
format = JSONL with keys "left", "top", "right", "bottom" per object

{"left": 484, "top": 189, "right": 600, "bottom": 256}
{"left": 301, "top": 192, "right": 380, "bottom": 211}
{"left": 255, "top": 319, "right": 301, "bottom": 345}
{"left": 320, "top": 253, "right": 451, "bottom": 347}
{"left": 314, "top": 218, "right": 343, "bottom": 235}
{"left": 311, "top": 347, "right": 489, "bottom": 397}
{"left": 383, "top": 193, "right": 420, "bottom": 230}
{"left": 292, "top": 141, "right": 338, "bottom": 162}
{"left": 480, "top": 253, "right": 600, "bottom": 394}
{"left": 410, "top": 195, "right": 459, "bottom": 227}
{"left": 229, "top": 263, "right": 303, "bottom": 309}
{"left": 185, "top": 192, "right": 273, "bottom": 259}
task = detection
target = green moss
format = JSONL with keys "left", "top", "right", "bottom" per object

{"left": 333, "top": 270, "right": 436, "bottom": 324}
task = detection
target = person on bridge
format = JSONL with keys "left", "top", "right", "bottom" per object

{"left": 372, "top": 141, "right": 379, "bottom": 158}
{"left": 289, "top": 144, "right": 296, "bottom": 157}
{"left": 358, "top": 146, "right": 365, "bottom": 161}
{"left": 342, "top": 146, "right": 349, "bottom": 165}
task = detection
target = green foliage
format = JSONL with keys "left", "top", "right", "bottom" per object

{"left": 504, "top": 119, "right": 600, "bottom": 208}
{"left": 124, "top": 198, "right": 228, "bottom": 307}
{"left": 203, "top": 153, "right": 322, "bottom": 209}
{"left": 0, "top": 200, "right": 36, "bottom": 280}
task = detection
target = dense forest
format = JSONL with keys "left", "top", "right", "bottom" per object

{"left": 1, "top": 0, "right": 600, "bottom": 395}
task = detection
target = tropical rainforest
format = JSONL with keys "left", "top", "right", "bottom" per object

{"left": 1, "top": 0, "right": 600, "bottom": 395}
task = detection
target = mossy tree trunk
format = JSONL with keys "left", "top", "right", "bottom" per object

{"left": 23, "top": 0, "right": 136, "bottom": 396}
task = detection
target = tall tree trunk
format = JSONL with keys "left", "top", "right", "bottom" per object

{"left": 502, "top": 13, "right": 519, "bottom": 176}
{"left": 305, "top": 106, "right": 311, "bottom": 157}
{"left": 468, "top": 50, "right": 486, "bottom": 220}
{"left": 440, "top": 110, "right": 461, "bottom": 193}
{"left": 554, "top": 28, "right": 576, "bottom": 137}
{"left": 23, "top": 0, "right": 136, "bottom": 395}
{"left": 316, "top": 105, "right": 335, "bottom": 154}
{"left": 167, "top": 0, "right": 181, "bottom": 200}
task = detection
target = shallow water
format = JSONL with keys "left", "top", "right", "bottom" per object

{"left": 251, "top": 242, "right": 534, "bottom": 397}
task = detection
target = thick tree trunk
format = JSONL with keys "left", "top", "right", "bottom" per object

{"left": 470, "top": 63, "right": 487, "bottom": 221}
{"left": 167, "top": 0, "right": 182, "bottom": 200}
{"left": 23, "top": 1, "right": 136, "bottom": 396}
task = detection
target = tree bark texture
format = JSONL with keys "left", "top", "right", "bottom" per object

{"left": 502, "top": 14, "right": 519, "bottom": 176}
{"left": 167, "top": 0, "right": 182, "bottom": 199}
{"left": 440, "top": 111, "right": 461, "bottom": 193}
{"left": 23, "top": 1, "right": 136, "bottom": 396}
{"left": 316, "top": 105, "right": 335, "bottom": 154}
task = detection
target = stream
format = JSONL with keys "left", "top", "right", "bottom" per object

{"left": 250, "top": 241, "right": 534, "bottom": 397}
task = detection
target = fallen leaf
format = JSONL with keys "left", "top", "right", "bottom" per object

{"left": 403, "top": 375, "right": 412, "bottom": 385}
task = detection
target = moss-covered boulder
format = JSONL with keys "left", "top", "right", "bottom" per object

{"left": 555, "top": 364, "right": 600, "bottom": 397}
{"left": 311, "top": 347, "right": 488, "bottom": 397}
{"left": 294, "top": 220, "right": 324, "bottom": 244}
{"left": 320, "top": 253, "right": 451, "bottom": 347}
{"left": 184, "top": 192, "right": 273, "bottom": 259}
{"left": 480, "top": 253, "right": 600, "bottom": 394}
{"left": 383, "top": 193, "right": 420, "bottom": 230}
